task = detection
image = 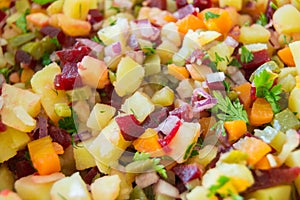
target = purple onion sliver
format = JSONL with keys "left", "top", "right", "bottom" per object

{"left": 173, "top": 4, "right": 194, "bottom": 19}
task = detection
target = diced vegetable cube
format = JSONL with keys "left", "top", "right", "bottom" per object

{"left": 86, "top": 103, "right": 116, "bottom": 130}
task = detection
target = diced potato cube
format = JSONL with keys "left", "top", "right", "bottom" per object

{"left": 86, "top": 103, "right": 116, "bottom": 130}
{"left": 73, "top": 140, "right": 96, "bottom": 170}
{"left": 157, "top": 40, "right": 179, "bottom": 64}
{"left": 47, "top": 0, "right": 64, "bottom": 15}
{"left": 187, "top": 186, "right": 218, "bottom": 200}
{"left": 121, "top": 91, "right": 155, "bottom": 122}
{"left": 245, "top": 185, "right": 291, "bottom": 200}
{"left": 91, "top": 175, "right": 121, "bottom": 200}
{"left": 289, "top": 41, "right": 300, "bottom": 75}
{"left": 151, "top": 86, "right": 174, "bottom": 106}
{"left": 219, "top": 0, "right": 243, "bottom": 11}
{"left": 285, "top": 149, "right": 300, "bottom": 194}
{"left": 289, "top": 87, "right": 300, "bottom": 119}
{"left": 273, "top": 4, "right": 300, "bottom": 34}
{"left": 239, "top": 24, "right": 271, "bottom": 44}
{"left": 31, "top": 63, "right": 69, "bottom": 124}
{"left": 144, "top": 54, "right": 161, "bottom": 76}
{"left": 50, "top": 172, "right": 91, "bottom": 200}
{"left": 63, "top": 0, "right": 91, "bottom": 20}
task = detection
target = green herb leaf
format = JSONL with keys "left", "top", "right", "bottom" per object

{"left": 183, "top": 142, "right": 196, "bottom": 160}
{"left": 213, "top": 91, "right": 249, "bottom": 124}
{"left": 253, "top": 69, "right": 282, "bottom": 113}
{"left": 208, "top": 176, "right": 230, "bottom": 197}
{"left": 142, "top": 46, "right": 156, "bottom": 56}
{"left": 32, "top": 0, "right": 57, "bottom": 5}
{"left": 58, "top": 109, "right": 77, "bottom": 134}
{"left": 256, "top": 13, "right": 268, "bottom": 26}
{"left": 270, "top": 2, "right": 278, "bottom": 10}
{"left": 133, "top": 152, "right": 151, "bottom": 161}
{"left": 109, "top": 6, "right": 121, "bottom": 13}
{"left": 204, "top": 11, "right": 220, "bottom": 21}
{"left": 41, "top": 53, "right": 51, "bottom": 66}
{"left": 214, "top": 52, "right": 225, "bottom": 66}
{"left": 228, "top": 58, "right": 242, "bottom": 68}
{"left": 91, "top": 35, "right": 104, "bottom": 45}
{"left": 50, "top": 37, "right": 61, "bottom": 48}
{"left": 16, "top": 9, "right": 30, "bottom": 33}
{"left": 0, "top": 67, "right": 13, "bottom": 82}
{"left": 240, "top": 46, "right": 254, "bottom": 64}
{"left": 210, "top": 120, "right": 226, "bottom": 136}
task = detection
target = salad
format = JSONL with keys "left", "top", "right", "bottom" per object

{"left": 1, "top": 0, "right": 300, "bottom": 199}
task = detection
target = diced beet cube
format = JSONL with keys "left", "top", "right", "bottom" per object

{"left": 193, "top": 0, "right": 212, "bottom": 10}
{"left": 83, "top": 167, "right": 99, "bottom": 184}
{"left": 48, "top": 125, "right": 71, "bottom": 149}
{"left": 54, "top": 62, "right": 83, "bottom": 90}
{"left": 88, "top": 9, "right": 104, "bottom": 24}
{"left": 172, "top": 164, "right": 202, "bottom": 183}
{"left": 56, "top": 46, "right": 91, "bottom": 64}
{"left": 158, "top": 120, "right": 182, "bottom": 147}
{"left": 148, "top": 0, "right": 167, "bottom": 10}
{"left": 0, "top": 119, "right": 6, "bottom": 132}
{"left": 245, "top": 167, "right": 300, "bottom": 193}
{"left": 15, "top": 50, "right": 36, "bottom": 69}
{"left": 238, "top": 49, "right": 271, "bottom": 70}
{"left": 115, "top": 114, "right": 145, "bottom": 141}
{"left": 40, "top": 26, "right": 62, "bottom": 37}
{"left": 0, "top": 10, "right": 6, "bottom": 23}
{"left": 142, "top": 108, "right": 169, "bottom": 129}
{"left": 176, "top": 0, "right": 188, "bottom": 9}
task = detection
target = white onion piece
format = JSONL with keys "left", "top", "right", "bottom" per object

{"left": 156, "top": 115, "right": 181, "bottom": 135}
{"left": 125, "top": 50, "right": 145, "bottom": 65}
{"left": 224, "top": 36, "right": 239, "bottom": 48}
{"left": 206, "top": 72, "right": 225, "bottom": 83}
{"left": 104, "top": 42, "right": 122, "bottom": 58}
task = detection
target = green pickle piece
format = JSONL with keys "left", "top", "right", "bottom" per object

{"left": 125, "top": 159, "right": 155, "bottom": 174}
{"left": 272, "top": 108, "right": 300, "bottom": 132}
{"left": 8, "top": 32, "right": 36, "bottom": 48}
{"left": 130, "top": 186, "right": 148, "bottom": 200}
{"left": 66, "top": 86, "right": 93, "bottom": 102}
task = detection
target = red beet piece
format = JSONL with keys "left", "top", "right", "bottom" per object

{"left": 48, "top": 125, "right": 71, "bottom": 149}
{"left": 56, "top": 46, "right": 91, "bottom": 64}
{"left": 0, "top": 10, "right": 6, "bottom": 23}
{"left": 245, "top": 167, "right": 300, "bottom": 194}
{"left": 176, "top": 0, "right": 188, "bottom": 9}
{"left": 83, "top": 167, "right": 99, "bottom": 184}
{"left": 193, "top": 0, "right": 212, "bottom": 10}
{"left": 40, "top": 26, "right": 61, "bottom": 37}
{"left": 142, "top": 108, "right": 169, "bottom": 129}
{"left": 238, "top": 49, "right": 271, "bottom": 70}
{"left": 88, "top": 9, "right": 104, "bottom": 24}
{"left": 172, "top": 164, "right": 202, "bottom": 183}
{"left": 0, "top": 119, "right": 6, "bottom": 132}
{"left": 158, "top": 120, "right": 182, "bottom": 147}
{"left": 115, "top": 114, "right": 145, "bottom": 141}
{"left": 54, "top": 62, "right": 83, "bottom": 90}
{"left": 148, "top": 0, "right": 167, "bottom": 10}
{"left": 15, "top": 50, "right": 36, "bottom": 69}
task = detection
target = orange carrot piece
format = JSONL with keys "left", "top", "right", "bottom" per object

{"left": 233, "top": 136, "right": 272, "bottom": 166}
{"left": 198, "top": 8, "right": 233, "bottom": 35}
{"left": 28, "top": 136, "right": 61, "bottom": 175}
{"left": 133, "top": 128, "right": 164, "bottom": 157}
{"left": 26, "top": 13, "right": 49, "bottom": 28}
{"left": 52, "top": 142, "right": 64, "bottom": 155}
{"left": 164, "top": 14, "right": 177, "bottom": 23}
{"left": 254, "top": 155, "right": 271, "bottom": 170}
{"left": 176, "top": 14, "right": 206, "bottom": 34}
{"left": 249, "top": 98, "right": 274, "bottom": 126}
{"left": 224, "top": 120, "right": 247, "bottom": 142}
{"left": 21, "top": 68, "right": 35, "bottom": 83}
{"left": 277, "top": 46, "right": 295, "bottom": 66}
{"left": 167, "top": 64, "right": 190, "bottom": 80}
{"left": 233, "top": 82, "right": 252, "bottom": 109}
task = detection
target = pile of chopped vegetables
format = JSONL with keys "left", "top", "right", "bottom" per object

{"left": 1, "top": 0, "right": 300, "bottom": 199}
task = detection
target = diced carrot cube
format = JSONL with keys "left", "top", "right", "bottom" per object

{"left": 224, "top": 120, "right": 247, "bottom": 142}
{"left": 249, "top": 98, "right": 274, "bottom": 126}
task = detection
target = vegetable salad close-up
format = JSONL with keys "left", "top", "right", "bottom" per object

{"left": 1, "top": 0, "right": 300, "bottom": 199}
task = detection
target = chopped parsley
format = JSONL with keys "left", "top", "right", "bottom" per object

{"left": 32, "top": 0, "right": 57, "bottom": 5}
{"left": 0, "top": 67, "right": 13, "bottom": 82}
{"left": 256, "top": 13, "right": 268, "bottom": 26}
{"left": 16, "top": 9, "right": 30, "bottom": 33}
{"left": 109, "top": 6, "right": 121, "bottom": 13}
{"left": 214, "top": 52, "right": 225, "bottom": 66}
{"left": 183, "top": 142, "right": 196, "bottom": 160}
{"left": 142, "top": 46, "right": 156, "bottom": 56}
{"left": 240, "top": 46, "right": 254, "bottom": 63}
{"left": 50, "top": 37, "right": 61, "bottom": 48}
{"left": 41, "top": 53, "right": 51, "bottom": 66}
{"left": 270, "top": 2, "right": 278, "bottom": 10}
{"left": 253, "top": 69, "right": 282, "bottom": 113}
{"left": 208, "top": 176, "right": 230, "bottom": 197}
{"left": 204, "top": 11, "right": 220, "bottom": 21}
{"left": 58, "top": 110, "right": 77, "bottom": 134}
{"left": 228, "top": 58, "right": 242, "bottom": 68}
{"left": 133, "top": 152, "right": 167, "bottom": 179}
{"left": 283, "top": 35, "right": 293, "bottom": 45}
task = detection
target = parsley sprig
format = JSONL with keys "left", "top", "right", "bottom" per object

{"left": 204, "top": 11, "right": 220, "bottom": 21}
{"left": 253, "top": 69, "right": 282, "bottom": 113}
{"left": 208, "top": 176, "right": 230, "bottom": 197}
{"left": 213, "top": 91, "right": 249, "bottom": 124}
{"left": 240, "top": 46, "right": 254, "bottom": 63}
{"left": 133, "top": 152, "right": 167, "bottom": 179}
{"left": 256, "top": 13, "right": 268, "bottom": 26}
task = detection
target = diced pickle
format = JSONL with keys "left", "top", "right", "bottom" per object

{"left": 272, "top": 108, "right": 300, "bottom": 132}
{"left": 66, "top": 86, "right": 93, "bottom": 102}
{"left": 8, "top": 32, "right": 36, "bottom": 48}
{"left": 130, "top": 186, "right": 148, "bottom": 200}
{"left": 125, "top": 159, "right": 155, "bottom": 174}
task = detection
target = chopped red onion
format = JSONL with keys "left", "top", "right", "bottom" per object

{"left": 104, "top": 41, "right": 122, "bottom": 58}
{"left": 169, "top": 102, "right": 193, "bottom": 122}
{"left": 76, "top": 38, "right": 104, "bottom": 55}
{"left": 156, "top": 115, "right": 181, "bottom": 135}
{"left": 125, "top": 50, "right": 145, "bottom": 65}
{"left": 74, "top": 130, "right": 92, "bottom": 141}
{"left": 127, "top": 34, "right": 140, "bottom": 50}
{"left": 134, "top": 19, "right": 161, "bottom": 41}
{"left": 224, "top": 36, "right": 239, "bottom": 48}
{"left": 206, "top": 72, "right": 225, "bottom": 83}
{"left": 173, "top": 4, "right": 194, "bottom": 19}
{"left": 191, "top": 88, "right": 217, "bottom": 112}
{"left": 186, "top": 49, "right": 205, "bottom": 64}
